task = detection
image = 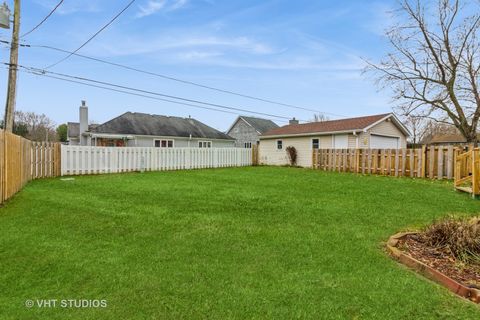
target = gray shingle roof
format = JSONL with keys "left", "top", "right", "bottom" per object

{"left": 262, "top": 113, "right": 392, "bottom": 137}
{"left": 91, "top": 112, "right": 233, "bottom": 140}
{"left": 239, "top": 116, "right": 278, "bottom": 134}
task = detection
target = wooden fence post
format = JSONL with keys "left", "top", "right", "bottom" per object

{"left": 472, "top": 149, "right": 477, "bottom": 198}
{"left": 421, "top": 145, "right": 426, "bottom": 178}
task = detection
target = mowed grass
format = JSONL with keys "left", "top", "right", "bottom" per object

{"left": 1, "top": 167, "right": 480, "bottom": 319}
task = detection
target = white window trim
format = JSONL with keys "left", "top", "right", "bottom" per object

{"left": 198, "top": 141, "right": 212, "bottom": 148}
{"left": 311, "top": 138, "right": 320, "bottom": 150}
{"left": 153, "top": 139, "right": 174, "bottom": 148}
{"left": 277, "top": 140, "right": 283, "bottom": 150}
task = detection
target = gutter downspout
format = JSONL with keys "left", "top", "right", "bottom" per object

{"left": 353, "top": 131, "right": 359, "bottom": 148}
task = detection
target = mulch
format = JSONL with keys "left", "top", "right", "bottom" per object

{"left": 397, "top": 233, "right": 480, "bottom": 289}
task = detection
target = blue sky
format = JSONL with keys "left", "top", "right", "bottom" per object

{"left": 0, "top": 0, "right": 397, "bottom": 131}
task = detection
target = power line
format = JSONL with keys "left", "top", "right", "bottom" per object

{"left": 1, "top": 38, "right": 346, "bottom": 118}
{"left": 45, "top": 0, "right": 136, "bottom": 69}
{"left": 12, "top": 63, "right": 300, "bottom": 122}
{"left": 13, "top": 67, "right": 291, "bottom": 124}
{"left": 39, "top": 45, "right": 344, "bottom": 117}
{"left": 21, "top": 0, "right": 64, "bottom": 38}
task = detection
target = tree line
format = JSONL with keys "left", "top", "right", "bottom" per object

{"left": 1, "top": 111, "right": 67, "bottom": 142}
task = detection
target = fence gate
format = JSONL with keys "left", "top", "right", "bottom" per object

{"left": 454, "top": 148, "right": 480, "bottom": 197}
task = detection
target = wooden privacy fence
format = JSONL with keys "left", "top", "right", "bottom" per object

{"left": 62, "top": 146, "right": 253, "bottom": 175}
{"left": 454, "top": 148, "right": 480, "bottom": 197}
{"left": 313, "top": 146, "right": 458, "bottom": 179}
{"left": 0, "top": 130, "right": 61, "bottom": 204}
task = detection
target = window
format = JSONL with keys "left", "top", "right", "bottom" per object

{"left": 154, "top": 139, "right": 174, "bottom": 148}
{"left": 277, "top": 140, "right": 283, "bottom": 150}
{"left": 244, "top": 142, "right": 252, "bottom": 148}
{"left": 198, "top": 141, "right": 212, "bottom": 148}
{"left": 312, "top": 138, "right": 319, "bottom": 149}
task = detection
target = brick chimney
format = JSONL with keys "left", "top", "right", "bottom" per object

{"left": 79, "top": 100, "right": 88, "bottom": 145}
{"left": 289, "top": 117, "right": 299, "bottom": 125}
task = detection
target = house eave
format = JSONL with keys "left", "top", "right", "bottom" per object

{"left": 260, "top": 129, "right": 362, "bottom": 139}
{"left": 363, "top": 113, "right": 411, "bottom": 137}
{"left": 86, "top": 132, "right": 235, "bottom": 141}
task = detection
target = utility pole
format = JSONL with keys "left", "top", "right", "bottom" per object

{"left": 4, "top": 0, "right": 20, "bottom": 132}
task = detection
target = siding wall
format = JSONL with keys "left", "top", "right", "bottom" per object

{"left": 259, "top": 137, "right": 312, "bottom": 167}
{"left": 359, "top": 121, "right": 407, "bottom": 149}
{"left": 90, "top": 136, "right": 234, "bottom": 148}
{"left": 348, "top": 134, "right": 357, "bottom": 148}
{"left": 368, "top": 119, "right": 407, "bottom": 148}
{"left": 357, "top": 132, "right": 370, "bottom": 148}
{"left": 320, "top": 136, "right": 332, "bottom": 148}
{"left": 260, "top": 135, "right": 339, "bottom": 167}
{"left": 259, "top": 118, "right": 408, "bottom": 167}
{"left": 227, "top": 119, "right": 260, "bottom": 148}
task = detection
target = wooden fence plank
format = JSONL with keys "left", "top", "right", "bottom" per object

{"left": 0, "top": 130, "right": 61, "bottom": 204}
{"left": 312, "top": 147, "right": 457, "bottom": 181}
{"left": 446, "top": 146, "right": 454, "bottom": 179}
{"left": 437, "top": 147, "right": 444, "bottom": 179}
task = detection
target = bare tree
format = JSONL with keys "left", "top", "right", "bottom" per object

{"left": 403, "top": 115, "right": 427, "bottom": 146}
{"left": 14, "top": 111, "right": 57, "bottom": 141}
{"left": 367, "top": 0, "right": 480, "bottom": 143}
{"left": 311, "top": 114, "right": 330, "bottom": 122}
{"left": 421, "top": 119, "right": 459, "bottom": 142}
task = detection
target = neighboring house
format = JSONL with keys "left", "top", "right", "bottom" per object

{"left": 421, "top": 133, "right": 478, "bottom": 146}
{"left": 227, "top": 116, "right": 279, "bottom": 148}
{"left": 259, "top": 113, "right": 410, "bottom": 167}
{"left": 67, "top": 101, "right": 235, "bottom": 147}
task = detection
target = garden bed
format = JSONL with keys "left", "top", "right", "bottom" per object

{"left": 387, "top": 232, "right": 480, "bottom": 303}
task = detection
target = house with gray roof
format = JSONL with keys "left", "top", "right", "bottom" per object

{"left": 67, "top": 101, "right": 235, "bottom": 148}
{"left": 227, "top": 115, "right": 279, "bottom": 148}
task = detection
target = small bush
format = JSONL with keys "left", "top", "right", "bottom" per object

{"left": 286, "top": 146, "right": 297, "bottom": 166}
{"left": 421, "top": 217, "right": 480, "bottom": 262}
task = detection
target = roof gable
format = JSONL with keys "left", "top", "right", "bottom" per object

{"left": 261, "top": 113, "right": 408, "bottom": 137}
{"left": 91, "top": 112, "right": 233, "bottom": 140}
{"left": 227, "top": 116, "right": 279, "bottom": 135}
{"left": 240, "top": 116, "right": 279, "bottom": 134}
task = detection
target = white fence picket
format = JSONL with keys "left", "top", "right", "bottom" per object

{"left": 61, "top": 146, "right": 253, "bottom": 176}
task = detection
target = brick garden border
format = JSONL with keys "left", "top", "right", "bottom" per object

{"left": 387, "top": 232, "right": 480, "bottom": 304}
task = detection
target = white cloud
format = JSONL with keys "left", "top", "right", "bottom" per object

{"left": 136, "top": 0, "right": 188, "bottom": 18}
{"left": 94, "top": 35, "right": 278, "bottom": 56}
{"left": 169, "top": 0, "right": 188, "bottom": 11}
{"left": 177, "top": 51, "right": 223, "bottom": 60}
{"left": 136, "top": 0, "right": 167, "bottom": 18}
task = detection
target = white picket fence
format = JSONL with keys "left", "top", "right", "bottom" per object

{"left": 61, "top": 146, "right": 253, "bottom": 176}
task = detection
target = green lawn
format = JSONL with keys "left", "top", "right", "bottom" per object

{"left": 1, "top": 167, "right": 479, "bottom": 319}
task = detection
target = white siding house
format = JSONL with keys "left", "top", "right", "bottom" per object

{"left": 259, "top": 113, "right": 410, "bottom": 167}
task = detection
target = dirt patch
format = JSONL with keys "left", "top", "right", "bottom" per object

{"left": 397, "top": 233, "right": 480, "bottom": 289}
